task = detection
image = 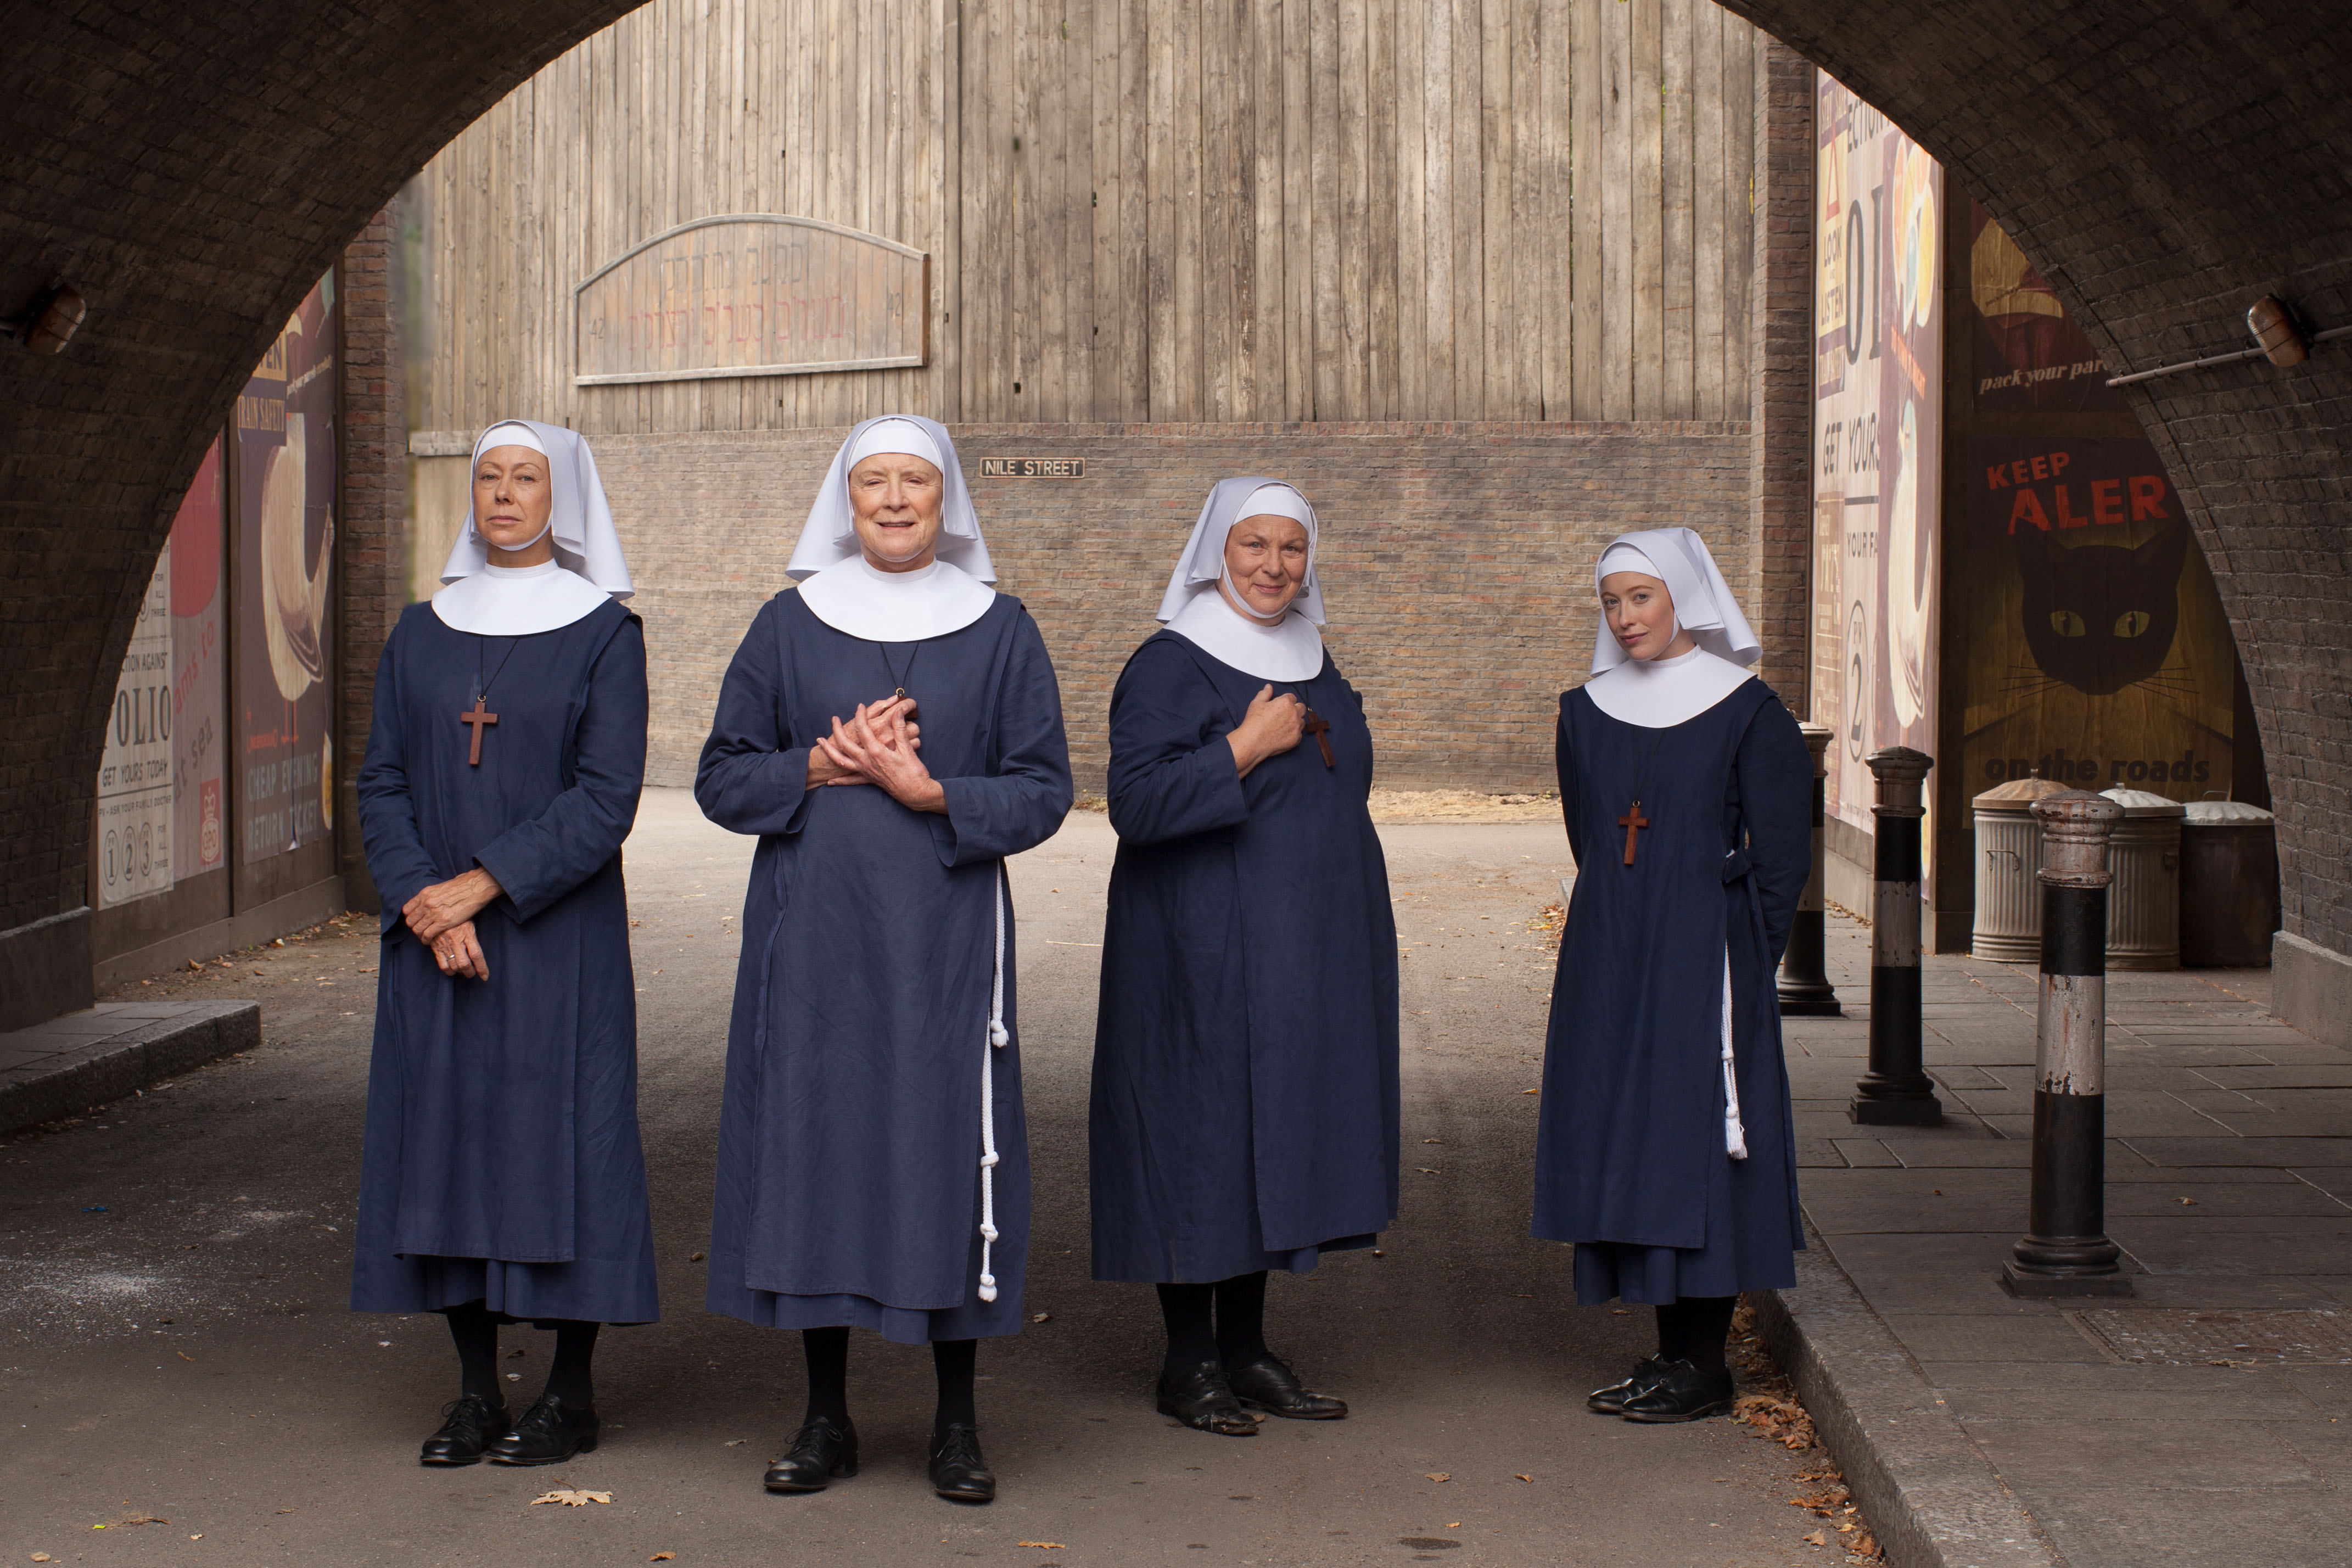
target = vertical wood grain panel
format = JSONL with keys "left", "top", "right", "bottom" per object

{"left": 411, "top": 0, "right": 1771, "bottom": 435}
{"left": 1661, "top": 0, "right": 1694, "bottom": 418}
{"left": 1630, "top": 0, "right": 1663, "bottom": 419}
{"left": 1692, "top": 1, "right": 1725, "bottom": 418}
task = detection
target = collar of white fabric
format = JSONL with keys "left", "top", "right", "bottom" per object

{"left": 852, "top": 552, "right": 939, "bottom": 586}
{"left": 481, "top": 559, "right": 561, "bottom": 579}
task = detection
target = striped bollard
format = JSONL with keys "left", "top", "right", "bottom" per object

{"left": 2003, "top": 790, "right": 2132, "bottom": 1297}
{"left": 1850, "top": 747, "right": 1941, "bottom": 1125}
{"left": 1777, "top": 723, "right": 1841, "bottom": 1016}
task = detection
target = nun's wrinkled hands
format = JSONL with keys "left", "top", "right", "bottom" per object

{"left": 816, "top": 700, "right": 947, "bottom": 813}
{"left": 1226, "top": 684, "right": 1306, "bottom": 779}
{"left": 807, "top": 697, "right": 920, "bottom": 787}
{"left": 431, "top": 920, "right": 489, "bottom": 982}
{"left": 404, "top": 866, "right": 503, "bottom": 945}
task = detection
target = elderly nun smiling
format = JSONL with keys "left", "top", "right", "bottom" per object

{"left": 1089, "top": 478, "right": 1400, "bottom": 1438}
{"left": 697, "top": 416, "right": 1072, "bottom": 1505}
{"left": 1534, "top": 526, "right": 1811, "bottom": 1425}
{"left": 353, "top": 421, "right": 653, "bottom": 1469}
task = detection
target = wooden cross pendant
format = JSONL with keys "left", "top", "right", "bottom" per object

{"left": 460, "top": 696, "right": 499, "bottom": 766}
{"left": 1618, "top": 800, "right": 1651, "bottom": 865}
{"left": 1301, "top": 708, "right": 1335, "bottom": 768}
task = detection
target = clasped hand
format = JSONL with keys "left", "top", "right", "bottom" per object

{"left": 1227, "top": 683, "right": 1306, "bottom": 779}
{"left": 807, "top": 696, "right": 947, "bottom": 814}
{"left": 404, "top": 866, "right": 503, "bottom": 981}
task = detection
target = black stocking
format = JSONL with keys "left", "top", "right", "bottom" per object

{"left": 1656, "top": 1295, "right": 1737, "bottom": 1375}
{"left": 1156, "top": 1282, "right": 1218, "bottom": 1374}
{"left": 802, "top": 1326, "right": 850, "bottom": 1425}
{"left": 544, "top": 1319, "right": 600, "bottom": 1407}
{"left": 933, "top": 1337, "right": 978, "bottom": 1436}
{"left": 445, "top": 1301, "right": 502, "bottom": 1407}
{"left": 1212, "top": 1270, "right": 1270, "bottom": 1367}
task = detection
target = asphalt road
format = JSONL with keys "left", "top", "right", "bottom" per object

{"left": 4, "top": 789, "right": 1824, "bottom": 1567}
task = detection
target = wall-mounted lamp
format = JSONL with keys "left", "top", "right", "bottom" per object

{"left": 2245, "top": 295, "right": 2309, "bottom": 367}
{"left": 4, "top": 284, "right": 87, "bottom": 354}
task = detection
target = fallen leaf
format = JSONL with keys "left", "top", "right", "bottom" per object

{"left": 531, "top": 1489, "right": 613, "bottom": 1507}
{"left": 1425, "top": 1472, "right": 1451, "bottom": 1483}
{"left": 1804, "top": 1530, "right": 1827, "bottom": 1545}
{"left": 175, "top": 1351, "right": 194, "bottom": 1363}
{"left": 1017, "top": 1544, "right": 1068, "bottom": 1551}
{"left": 1447, "top": 1522, "right": 1461, "bottom": 1528}
{"left": 1515, "top": 1473, "right": 1533, "bottom": 1482}
{"left": 651, "top": 1556, "right": 675, "bottom": 1563}
{"left": 2176, "top": 1196, "right": 2199, "bottom": 1206}
{"left": 1420, "top": 1138, "right": 1445, "bottom": 1145}
{"left": 1609, "top": 1308, "right": 1631, "bottom": 1316}
{"left": 1032, "top": 1312, "right": 1052, "bottom": 1323}
{"left": 688, "top": 1252, "right": 707, "bottom": 1262}
{"left": 724, "top": 1438, "right": 747, "bottom": 1447}
{"left": 33, "top": 1555, "right": 53, "bottom": 1561}
{"left": 1519, "top": 1088, "right": 1538, "bottom": 1095}
{"left": 1416, "top": 1167, "right": 1443, "bottom": 1175}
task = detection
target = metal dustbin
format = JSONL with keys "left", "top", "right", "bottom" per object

{"left": 2180, "top": 799, "right": 2281, "bottom": 967}
{"left": 2098, "top": 787, "right": 2184, "bottom": 970}
{"left": 1972, "top": 772, "right": 2068, "bottom": 961}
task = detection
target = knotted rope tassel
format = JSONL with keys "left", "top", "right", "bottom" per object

{"left": 1721, "top": 945, "right": 1749, "bottom": 1161}
{"left": 977, "top": 864, "right": 1010, "bottom": 1302}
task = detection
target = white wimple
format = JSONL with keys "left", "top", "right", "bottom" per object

{"left": 977, "top": 865, "right": 1010, "bottom": 1302}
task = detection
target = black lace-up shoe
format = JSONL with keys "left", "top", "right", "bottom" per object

{"left": 763, "top": 1416, "right": 858, "bottom": 1492}
{"left": 928, "top": 1423, "right": 996, "bottom": 1503}
{"left": 419, "top": 1395, "right": 510, "bottom": 1465}
{"left": 1587, "top": 1354, "right": 1673, "bottom": 1414}
{"left": 484, "top": 1393, "right": 601, "bottom": 1465}
{"left": 1619, "top": 1359, "right": 1736, "bottom": 1424}
{"left": 1227, "top": 1356, "right": 1348, "bottom": 1420}
{"left": 1155, "top": 1361, "right": 1258, "bottom": 1436}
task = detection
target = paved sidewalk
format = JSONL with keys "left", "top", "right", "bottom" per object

{"left": 0, "top": 998, "right": 258, "bottom": 1133}
{"left": 1785, "top": 918, "right": 2352, "bottom": 1568}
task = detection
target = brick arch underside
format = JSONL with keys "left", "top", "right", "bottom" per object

{"left": 1, "top": 0, "right": 2348, "bottom": 1001}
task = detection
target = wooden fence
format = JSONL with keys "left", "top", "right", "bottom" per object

{"left": 407, "top": 0, "right": 1761, "bottom": 439}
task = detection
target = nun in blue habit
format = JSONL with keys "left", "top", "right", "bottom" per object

{"left": 697, "top": 416, "right": 1071, "bottom": 1505}
{"left": 1091, "top": 479, "right": 1399, "bottom": 1438}
{"left": 354, "top": 420, "right": 653, "bottom": 1469}
{"left": 1535, "top": 527, "right": 1811, "bottom": 1424}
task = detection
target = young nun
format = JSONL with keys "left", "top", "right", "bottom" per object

{"left": 697, "top": 416, "right": 1072, "bottom": 1504}
{"left": 1535, "top": 527, "right": 1811, "bottom": 1423}
{"left": 1090, "top": 478, "right": 1399, "bottom": 1436}
{"left": 354, "top": 421, "right": 653, "bottom": 1467}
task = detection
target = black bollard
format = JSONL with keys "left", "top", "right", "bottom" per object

{"left": 1777, "top": 722, "right": 1841, "bottom": 1016}
{"left": 2003, "top": 790, "right": 2132, "bottom": 1296}
{"left": 1851, "top": 747, "right": 1941, "bottom": 1125}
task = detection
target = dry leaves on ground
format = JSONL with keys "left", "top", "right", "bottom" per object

{"left": 530, "top": 1490, "right": 612, "bottom": 1507}
{"left": 651, "top": 1554, "right": 675, "bottom": 1561}
{"left": 1425, "top": 1472, "right": 1451, "bottom": 1483}
{"left": 1528, "top": 901, "right": 1567, "bottom": 951}
{"left": 1367, "top": 788, "right": 1561, "bottom": 824}
{"left": 1017, "top": 1543, "right": 1068, "bottom": 1550}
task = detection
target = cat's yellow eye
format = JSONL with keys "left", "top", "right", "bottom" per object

{"left": 2049, "top": 610, "right": 2088, "bottom": 637}
{"left": 2113, "top": 610, "right": 2152, "bottom": 638}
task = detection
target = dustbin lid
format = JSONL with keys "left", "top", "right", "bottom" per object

{"left": 2099, "top": 787, "right": 2187, "bottom": 817}
{"left": 2182, "top": 798, "right": 2275, "bottom": 824}
{"left": 1974, "top": 774, "right": 2069, "bottom": 811}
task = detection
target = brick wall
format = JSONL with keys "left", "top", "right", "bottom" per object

{"left": 585, "top": 422, "right": 1756, "bottom": 792}
{"left": 337, "top": 210, "right": 404, "bottom": 914}
{"left": 1749, "top": 37, "right": 1815, "bottom": 711}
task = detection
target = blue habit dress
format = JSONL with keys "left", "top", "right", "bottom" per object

{"left": 1534, "top": 677, "right": 1811, "bottom": 1304}
{"left": 697, "top": 591, "right": 1072, "bottom": 1344}
{"left": 1090, "top": 632, "right": 1399, "bottom": 1283}
{"left": 351, "top": 597, "right": 658, "bottom": 1325}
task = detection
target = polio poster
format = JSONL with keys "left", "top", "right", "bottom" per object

{"left": 1808, "top": 72, "right": 1943, "bottom": 881}
{"left": 236, "top": 272, "right": 338, "bottom": 865}
{"left": 96, "top": 542, "right": 175, "bottom": 907}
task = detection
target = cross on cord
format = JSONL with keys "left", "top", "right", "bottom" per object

{"left": 1619, "top": 802, "right": 1650, "bottom": 865}
{"left": 1301, "top": 708, "right": 1335, "bottom": 768}
{"left": 460, "top": 696, "right": 499, "bottom": 766}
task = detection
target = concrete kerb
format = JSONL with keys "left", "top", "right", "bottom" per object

{"left": 0, "top": 1002, "right": 261, "bottom": 1134}
{"left": 1753, "top": 1220, "right": 2065, "bottom": 1568}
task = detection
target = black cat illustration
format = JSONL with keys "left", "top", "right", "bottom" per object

{"left": 2013, "top": 524, "right": 2187, "bottom": 696}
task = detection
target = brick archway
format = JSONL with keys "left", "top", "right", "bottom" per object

{"left": 4, "top": 1, "right": 2350, "bottom": 1031}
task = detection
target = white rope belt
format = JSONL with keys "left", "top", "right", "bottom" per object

{"left": 1721, "top": 945, "right": 1749, "bottom": 1161}
{"left": 976, "top": 864, "right": 1009, "bottom": 1302}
